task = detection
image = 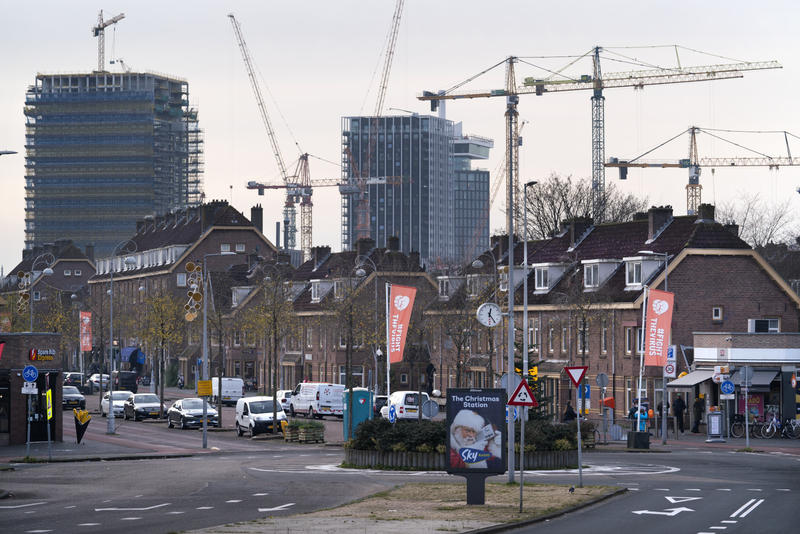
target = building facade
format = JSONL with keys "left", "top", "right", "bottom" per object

{"left": 340, "top": 115, "right": 491, "bottom": 266}
{"left": 24, "top": 72, "right": 203, "bottom": 257}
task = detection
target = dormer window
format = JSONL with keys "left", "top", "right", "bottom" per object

{"left": 498, "top": 271, "right": 508, "bottom": 292}
{"left": 466, "top": 275, "right": 480, "bottom": 298}
{"left": 584, "top": 264, "right": 599, "bottom": 288}
{"left": 334, "top": 280, "right": 344, "bottom": 299}
{"left": 438, "top": 277, "right": 450, "bottom": 299}
{"left": 626, "top": 260, "right": 642, "bottom": 286}
{"left": 311, "top": 281, "right": 321, "bottom": 302}
{"left": 535, "top": 267, "right": 548, "bottom": 290}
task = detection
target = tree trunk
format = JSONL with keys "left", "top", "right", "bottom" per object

{"left": 272, "top": 324, "right": 279, "bottom": 433}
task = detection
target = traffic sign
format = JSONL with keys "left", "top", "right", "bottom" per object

{"left": 595, "top": 373, "right": 609, "bottom": 388}
{"left": 506, "top": 406, "right": 518, "bottom": 422}
{"left": 22, "top": 365, "right": 38, "bottom": 383}
{"left": 508, "top": 380, "right": 538, "bottom": 407}
{"left": 564, "top": 366, "right": 588, "bottom": 388}
{"left": 46, "top": 389, "right": 53, "bottom": 421}
{"left": 500, "top": 372, "right": 522, "bottom": 392}
{"left": 21, "top": 382, "right": 37, "bottom": 395}
{"left": 720, "top": 380, "right": 735, "bottom": 395}
{"left": 421, "top": 399, "right": 439, "bottom": 418}
{"left": 388, "top": 405, "right": 397, "bottom": 423}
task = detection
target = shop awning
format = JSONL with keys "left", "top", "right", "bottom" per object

{"left": 730, "top": 368, "right": 779, "bottom": 392}
{"left": 666, "top": 369, "right": 714, "bottom": 388}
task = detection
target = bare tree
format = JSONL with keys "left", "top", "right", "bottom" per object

{"left": 524, "top": 173, "right": 649, "bottom": 239}
{"left": 717, "top": 193, "right": 798, "bottom": 248}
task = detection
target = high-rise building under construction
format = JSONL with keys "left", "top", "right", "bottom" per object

{"left": 340, "top": 114, "right": 491, "bottom": 266}
{"left": 24, "top": 72, "right": 203, "bottom": 257}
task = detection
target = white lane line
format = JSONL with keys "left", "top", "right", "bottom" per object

{"left": 716, "top": 489, "right": 732, "bottom": 491}
{"left": 252, "top": 493, "right": 268, "bottom": 496}
{"left": 628, "top": 488, "right": 640, "bottom": 491}
{"left": 167, "top": 511, "right": 185, "bottom": 515}
{"left": 721, "top": 520, "right": 737, "bottom": 524}
{"left": 64, "top": 505, "right": 77, "bottom": 509}
{"left": 686, "top": 488, "right": 701, "bottom": 491}
{"left": 258, "top": 503, "right": 295, "bottom": 513}
{"left": 731, "top": 499, "right": 756, "bottom": 518}
{"left": 196, "top": 506, "right": 214, "bottom": 510}
{"left": 226, "top": 500, "right": 242, "bottom": 503}
{"left": 709, "top": 528, "right": 726, "bottom": 530}
{"left": 77, "top": 524, "right": 101, "bottom": 527}
{"left": 776, "top": 489, "right": 790, "bottom": 491}
{"left": 25, "top": 530, "right": 52, "bottom": 533}
{"left": 25, "top": 511, "right": 37, "bottom": 514}
{"left": 0, "top": 502, "right": 47, "bottom": 509}
{"left": 654, "top": 488, "right": 670, "bottom": 491}
{"left": 95, "top": 503, "right": 170, "bottom": 512}
{"left": 120, "top": 517, "right": 141, "bottom": 521}
{"left": 738, "top": 499, "right": 764, "bottom": 518}
{"left": 747, "top": 488, "right": 763, "bottom": 491}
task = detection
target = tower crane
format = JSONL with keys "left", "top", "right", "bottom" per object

{"left": 419, "top": 48, "right": 781, "bottom": 236}
{"left": 92, "top": 10, "right": 125, "bottom": 72}
{"left": 606, "top": 126, "right": 800, "bottom": 214}
{"left": 342, "top": 0, "right": 405, "bottom": 247}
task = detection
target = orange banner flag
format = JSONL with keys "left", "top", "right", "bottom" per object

{"left": 644, "top": 289, "right": 674, "bottom": 367}
{"left": 387, "top": 284, "right": 417, "bottom": 364}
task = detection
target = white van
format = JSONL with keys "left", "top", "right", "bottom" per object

{"left": 289, "top": 382, "right": 345, "bottom": 419}
{"left": 211, "top": 377, "right": 245, "bottom": 406}
{"left": 235, "top": 396, "right": 286, "bottom": 437}
{"left": 380, "top": 391, "right": 431, "bottom": 420}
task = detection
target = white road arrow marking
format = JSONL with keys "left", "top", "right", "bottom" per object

{"left": 666, "top": 496, "right": 702, "bottom": 504}
{"left": 95, "top": 502, "right": 170, "bottom": 512}
{"left": 0, "top": 502, "right": 46, "bottom": 509}
{"left": 632, "top": 507, "right": 694, "bottom": 516}
{"left": 258, "top": 502, "right": 295, "bottom": 512}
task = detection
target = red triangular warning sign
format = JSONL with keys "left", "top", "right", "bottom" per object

{"left": 564, "top": 366, "right": 588, "bottom": 388}
{"left": 508, "top": 380, "right": 538, "bottom": 407}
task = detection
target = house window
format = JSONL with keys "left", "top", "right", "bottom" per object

{"left": 561, "top": 327, "right": 568, "bottom": 352}
{"left": 233, "top": 361, "right": 241, "bottom": 377}
{"left": 176, "top": 273, "right": 187, "bottom": 287}
{"left": 235, "top": 243, "right": 246, "bottom": 252}
{"left": 311, "top": 282, "right": 320, "bottom": 302}
{"left": 584, "top": 264, "right": 599, "bottom": 288}
{"left": 220, "top": 243, "right": 231, "bottom": 253}
{"left": 233, "top": 330, "right": 241, "bottom": 346}
{"left": 533, "top": 325, "right": 540, "bottom": 352}
{"left": 74, "top": 269, "right": 82, "bottom": 277}
{"left": 625, "top": 327, "right": 634, "bottom": 354}
{"left": 499, "top": 271, "right": 508, "bottom": 292}
{"left": 601, "top": 318, "right": 608, "bottom": 353}
{"left": 712, "top": 306, "right": 723, "bottom": 322}
{"left": 33, "top": 291, "right": 41, "bottom": 301}
{"left": 399, "top": 373, "right": 408, "bottom": 385}
{"left": 535, "top": 267, "right": 548, "bottom": 290}
{"left": 466, "top": 275, "right": 479, "bottom": 298}
{"left": 438, "top": 278, "right": 450, "bottom": 299}
{"left": 334, "top": 280, "right": 344, "bottom": 299}
{"left": 576, "top": 318, "right": 587, "bottom": 353}
{"left": 748, "top": 318, "right": 779, "bottom": 333}
{"left": 64, "top": 269, "right": 71, "bottom": 277}
{"left": 306, "top": 328, "right": 313, "bottom": 348}
{"left": 339, "top": 333, "right": 347, "bottom": 348}
{"left": 637, "top": 327, "right": 644, "bottom": 354}
{"left": 548, "top": 328, "right": 554, "bottom": 352}
{"left": 626, "top": 261, "right": 642, "bottom": 285}
{"left": 339, "top": 365, "right": 364, "bottom": 387}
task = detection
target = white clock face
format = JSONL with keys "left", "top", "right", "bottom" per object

{"left": 477, "top": 302, "right": 502, "bottom": 328}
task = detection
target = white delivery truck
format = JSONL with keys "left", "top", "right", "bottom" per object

{"left": 289, "top": 382, "right": 345, "bottom": 419}
{"left": 211, "top": 377, "right": 245, "bottom": 406}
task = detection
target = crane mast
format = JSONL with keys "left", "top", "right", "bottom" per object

{"left": 92, "top": 10, "right": 125, "bottom": 72}
{"left": 228, "top": 13, "right": 299, "bottom": 249}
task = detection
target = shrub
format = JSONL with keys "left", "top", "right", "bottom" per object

{"left": 514, "top": 419, "right": 596, "bottom": 451}
{"left": 552, "top": 438, "right": 573, "bottom": 451}
{"left": 350, "top": 418, "right": 447, "bottom": 452}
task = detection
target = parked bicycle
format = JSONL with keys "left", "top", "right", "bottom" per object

{"left": 730, "top": 414, "right": 767, "bottom": 439}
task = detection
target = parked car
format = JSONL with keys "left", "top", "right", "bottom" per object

{"left": 101, "top": 390, "right": 134, "bottom": 418}
{"left": 62, "top": 386, "right": 86, "bottom": 410}
{"left": 380, "top": 391, "right": 431, "bottom": 420}
{"left": 87, "top": 373, "right": 110, "bottom": 392}
{"left": 289, "top": 382, "right": 345, "bottom": 418}
{"left": 275, "top": 390, "right": 293, "bottom": 412}
{"left": 123, "top": 393, "right": 164, "bottom": 421}
{"left": 63, "top": 372, "right": 85, "bottom": 388}
{"left": 235, "top": 396, "right": 286, "bottom": 437}
{"left": 373, "top": 394, "right": 388, "bottom": 417}
{"left": 167, "top": 398, "right": 219, "bottom": 429}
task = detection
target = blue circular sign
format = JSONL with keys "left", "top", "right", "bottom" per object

{"left": 506, "top": 406, "right": 518, "bottom": 422}
{"left": 388, "top": 405, "right": 397, "bottom": 424}
{"left": 720, "top": 380, "right": 735, "bottom": 395}
{"left": 23, "top": 365, "right": 38, "bottom": 383}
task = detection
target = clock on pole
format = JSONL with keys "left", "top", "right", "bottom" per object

{"left": 476, "top": 302, "right": 502, "bottom": 328}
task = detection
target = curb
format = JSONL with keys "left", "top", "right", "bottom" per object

{"left": 465, "top": 487, "right": 629, "bottom": 534}
{"left": 3, "top": 452, "right": 198, "bottom": 464}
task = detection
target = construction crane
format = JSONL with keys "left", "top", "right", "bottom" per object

{"left": 92, "top": 10, "right": 125, "bottom": 72}
{"left": 342, "top": 0, "right": 405, "bottom": 246}
{"left": 606, "top": 126, "right": 800, "bottom": 214}
{"left": 419, "top": 48, "right": 781, "bottom": 235}
{"left": 229, "top": 13, "right": 304, "bottom": 253}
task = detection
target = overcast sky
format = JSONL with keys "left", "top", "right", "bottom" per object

{"left": 1, "top": 1, "right": 799, "bottom": 272}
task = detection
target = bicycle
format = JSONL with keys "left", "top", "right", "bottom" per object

{"left": 761, "top": 413, "right": 780, "bottom": 439}
{"left": 785, "top": 419, "right": 800, "bottom": 439}
{"left": 730, "top": 414, "right": 746, "bottom": 439}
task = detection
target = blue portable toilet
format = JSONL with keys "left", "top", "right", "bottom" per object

{"left": 343, "top": 388, "right": 373, "bottom": 441}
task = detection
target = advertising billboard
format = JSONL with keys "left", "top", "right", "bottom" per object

{"left": 446, "top": 388, "right": 507, "bottom": 474}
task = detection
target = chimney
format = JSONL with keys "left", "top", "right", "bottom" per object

{"left": 408, "top": 251, "right": 421, "bottom": 269}
{"left": 632, "top": 212, "right": 648, "bottom": 221}
{"left": 387, "top": 235, "right": 400, "bottom": 252}
{"left": 144, "top": 214, "right": 155, "bottom": 232}
{"left": 85, "top": 244, "right": 95, "bottom": 263}
{"left": 647, "top": 205, "right": 673, "bottom": 240}
{"left": 569, "top": 217, "right": 593, "bottom": 247}
{"left": 275, "top": 221, "right": 281, "bottom": 249}
{"left": 22, "top": 248, "right": 32, "bottom": 261}
{"left": 311, "top": 246, "right": 331, "bottom": 268}
{"left": 250, "top": 204, "right": 264, "bottom": 233}
{"left": 696, "top": 203, "right": 716, "bottom": 222}
{"left": 356, "top": 237, "right": 376, "bottom": 257}
{"left": 136, "top": 220, "right": 145, "bottom": 233}
{"left": 723, "top": 222, "right": 739, "bottom": 237}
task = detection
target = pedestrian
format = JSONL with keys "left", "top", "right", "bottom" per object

{"left": 691, "top": 395, "right": 705, "bottom": 433}
{"left": 672, "top": 395, "right": 686, "bottom": 433}
{"left": 628, "top": 402, "right": 638, "bottom": 420}
{"left": 563, "top": 401, "right": 577, "bottom": 422}
{"left": 638, "top": 408, "right": 649, "bottom": 432}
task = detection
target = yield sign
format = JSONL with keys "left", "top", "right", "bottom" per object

{"left": 564, "top": 366, "right": 588, "bottom": 388}
{"left": 508, "top": 380, "right": 538, "bottom": 407}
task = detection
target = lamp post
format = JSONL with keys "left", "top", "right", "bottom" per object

{"left": 522, "top": 180, "right": 537, "bottom": 397}
{"left": 25, "top": 253, "right": 55, "bottom": 332}
{"left": 639, "top": 250, "right": 669, "bottom": 444}
{"left": 355, "top": 254, "right": 380, "bottom": 399}
{"left": 107, "top": 240, "right": 137, "bottom": 434}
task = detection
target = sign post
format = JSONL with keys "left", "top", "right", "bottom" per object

{"left": 45, "top": 374, "right": 52, "bottom": 461}
{"left": 741, "top": 366, "right": 753, "bottom": 448}
{"left": 508, "top": 380, "right": 538, "bottom": 512}
{"left": 564, "top": 366, "right": 588, "bottom": 488}
{"left": 22, "top": 365, "right": 38, "bottom": 458}
{"left": 596, "top": 373, "right": 609, "bottom": 444}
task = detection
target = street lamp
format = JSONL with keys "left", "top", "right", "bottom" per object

{"left": 522, "top": 181, "right": 537, "bottom": 399}
{"left": 107, "top": 240, "right": 138, "bottom": 434}
{"left": 355, "top": 254, "right": 380, "bottom": 399}
{"left": 638, "top": 250, "right": 670, "bottom": 444}
{"left": 24, "top": 252, "right": 55, "bottom": 332}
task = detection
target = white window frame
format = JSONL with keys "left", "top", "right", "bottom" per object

{"left": 561, "top": 326, "right": 568, "bottom": 353}
{"left": 584, "top": 264, "right": 599, "bottom": 288}
{"left": 636, "top": 327, "right": 644, "bottom": 354}
{"left": 334, "top": 280, "right": 344, "bottom": 299}
{"left": 712, "top": 306, "right": 723, "bottom": 321}
{"left": 306, "top": 328, "right": 313, "bottom": 348}
{"left": 176, "top": 273, "right": 187, "bottom": 287}
{"left": 748, "top": 318, "right": 779, "bottom": 333}
{"left": 533, "top": 325, "right": 540, "bottom": 352}
{"left": 601, "top": 318, "right": 608, "bottom": 354}
{"left": 625, "top": 327, "right": 634, "bottom": 354}
{"left": 235, "top": 243, "right": 246, "bottom": 252}
{"left": 64, "top": 269, "right": 71, "bottom": 277}
{"left": 311, "top": 281, "right": 320, "bottom": 302}
{"left": 220, "top": 243, "right": 231, "bottom": 253}
{"left": 548, "top": 327, "right": 554, "bottom": 352}
{"left": 626, "top": 261, "right": 642, "bottom": 286}
{"left": 74, "top": 269, "right": 82, "bottom": 276}
{"left": 233, "top": 329, "right": 241, "bottom": 346}
{"left": 399, "top": 373, "right": 408, "bottom": 385}
{"left": 535, "top": 267, "right": 548, "bottom": 290}
{"left": 33, "top": 290, "right": 41, "bottom": 301}
{"left": 438, "top": 278, "right": 450, "bottom": 299}
{"left": 466, "top": 275, "right": 480, "bottom": 298}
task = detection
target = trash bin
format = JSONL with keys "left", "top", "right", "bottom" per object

{"left": 343, "top": 389, "right": 372, "bottom": 441}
